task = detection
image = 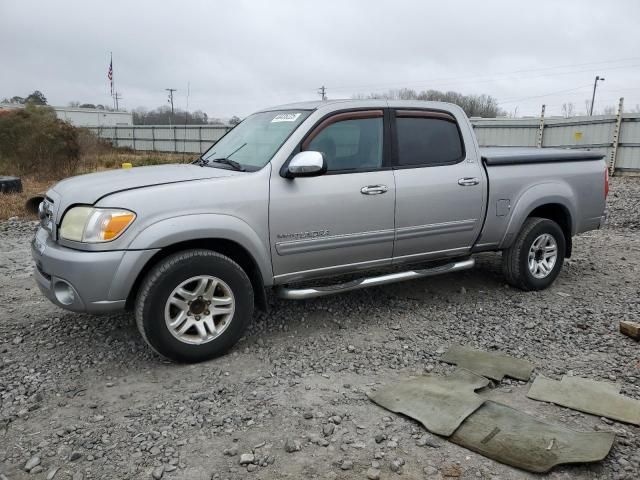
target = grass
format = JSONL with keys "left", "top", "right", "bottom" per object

{"left": 0, "top": 150, "right": 190, "bottom": 220}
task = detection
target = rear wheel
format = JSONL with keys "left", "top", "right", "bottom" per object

{"left": 135, "top": 249, "right": 253, "bottom": 363}
{"left": 503, "top": 217, "right": 566, "bottom": 291}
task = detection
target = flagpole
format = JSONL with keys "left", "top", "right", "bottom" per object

{"left": 110, "top": 52, "right": 116, "bottom": 110}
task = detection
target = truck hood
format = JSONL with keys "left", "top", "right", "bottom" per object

{"left": 49, "top": 164, "right": 240, "bottom": 216}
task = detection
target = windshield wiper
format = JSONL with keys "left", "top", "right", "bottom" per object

{"left": 193, "top": 156, "right": 208, "bottom": 167}
{"left": 209, "top": 157, "right": 246, "bottom": 171}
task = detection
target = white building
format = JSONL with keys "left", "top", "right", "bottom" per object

{"left": 0, "top": 103, "right": 132, "bottom": 127}
{"left": 52, "top": 106, "right": 132, "bottom": 127}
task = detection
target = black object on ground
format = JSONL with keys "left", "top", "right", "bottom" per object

{"left": 0, "top": 176, "right": 22, "bottom": 194}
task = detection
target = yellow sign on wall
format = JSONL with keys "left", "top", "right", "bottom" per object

{"left": 574, "top": 131, "right": 583, "bottom": 140}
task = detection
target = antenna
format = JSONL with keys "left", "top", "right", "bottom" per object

{"left": 317, "top": 85, "right": 327, "bottom": 101}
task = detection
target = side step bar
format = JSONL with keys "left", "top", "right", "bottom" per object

{"left": 276, "top": 257, "right": 475, "bottom": 300}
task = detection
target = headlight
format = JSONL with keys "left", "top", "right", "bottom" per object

{"left": 60, "top": 207, "right": 136, "bottom": 243}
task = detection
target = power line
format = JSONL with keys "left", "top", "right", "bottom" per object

{"left": 318, "top": 85, "right": 327, "bottom": 100}
{"left": 327, "top": 57, "right": 640, "bottom": 94}
{"left": 498, "top": 84, "right": 594, "bottom": 105}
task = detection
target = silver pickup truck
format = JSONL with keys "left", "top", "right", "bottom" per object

{"left": 32, "top": 100, "right": 608, "bottom": 362}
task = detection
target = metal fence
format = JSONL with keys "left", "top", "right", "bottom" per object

{"left": 87, "top": 125, "right": 231, "bottom": 154}
{"left": 472, "top": 111, "right": 640, "bottom": 174}
{"left": 90, "top": 111, "right": 640, "bottom": 173}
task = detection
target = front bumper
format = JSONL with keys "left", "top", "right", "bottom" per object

{"left": 31, "top": 227, "right": 157, "bottom": 314}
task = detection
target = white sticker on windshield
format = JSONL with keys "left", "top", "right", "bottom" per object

{"left": 271, "top": 113, "right": 301, "bottom": 123}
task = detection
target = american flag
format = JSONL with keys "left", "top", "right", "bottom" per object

{"left": 107, "top": 56, "right": 113, "bottom": 95}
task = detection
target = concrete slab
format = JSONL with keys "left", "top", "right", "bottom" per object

{"left": 441, "top": 346, "right": 533, "bottom": 381}
{"left": 527, "top": 375, "right": 640, "bottom": 426}
{"left": 368, "top": 369, "right": 489, "bottom": 436}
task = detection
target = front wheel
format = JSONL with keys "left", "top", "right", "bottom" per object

{"left": 502, "top": 217, "right": 566, "bottom": 291}
{"left": 135, "top": 249, "right": 254, "bottom": 363}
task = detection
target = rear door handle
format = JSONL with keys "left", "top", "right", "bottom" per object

{"left": 458, "top": 177, "right": 480, "bottom": 186}
{"left": 361, "top": 185, "right": 389, "bottom": 195}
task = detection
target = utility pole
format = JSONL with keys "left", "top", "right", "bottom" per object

{"left": 317, "top": 86, "right": 327, "bottom": 101}
{"left": 589, "top": 75, "right": 605, "bottom": 116}
{"left": 166, "top": 88, "right": 177, "bottom": 124}
{"left": 113, "top": 92, "right": 122, "bottom": 111}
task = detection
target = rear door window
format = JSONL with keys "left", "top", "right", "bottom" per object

{"left": 395, "top": 112, "right": 464, "bottom": 167}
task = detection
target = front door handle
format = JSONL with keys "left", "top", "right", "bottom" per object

{"left": 361, "top": 185, "right": 389, "bottom": 195}
{"left": 458, "top": 177, "right": 480, "bottom": 186}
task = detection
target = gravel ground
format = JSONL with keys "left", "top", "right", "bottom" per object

{"left": 1, "top": 177, "right": 639, "bottom": 480}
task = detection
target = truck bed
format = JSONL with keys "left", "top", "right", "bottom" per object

{"left": 480, "top": 147, "right": 604, "bottom": 166}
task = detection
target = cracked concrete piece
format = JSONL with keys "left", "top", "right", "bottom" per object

{"left": 450, "top": 401, "right": 615, "bottom": 473}
{"left": 441, "top": 346, "right": 533, "bottom": 381}
{"left": 368, "top": 369, "right": 489, "bottom": 436}
{"left": 527, "top": 375, "right": 640, "bottom": 426}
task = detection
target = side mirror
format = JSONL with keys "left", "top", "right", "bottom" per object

{"left": 285, "top": 151, "right": 327, "bottom": 178}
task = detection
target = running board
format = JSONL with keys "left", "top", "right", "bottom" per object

{"left": 275, "top": 257, "right": 475, "bottom": 300}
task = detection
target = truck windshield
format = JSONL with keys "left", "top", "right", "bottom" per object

{"left": 199, "top": 110, "right": 311, "bottom": 171}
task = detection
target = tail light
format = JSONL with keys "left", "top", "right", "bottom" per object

{"left": 604, "top": 168, "right": 609, "bottom": 199}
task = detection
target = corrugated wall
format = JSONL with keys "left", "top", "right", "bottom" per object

{"left": 472, "top": 114, "right": 640, "bottom": 172}
{"left": 88, "top": 125, "right": 231, "bottom": 154}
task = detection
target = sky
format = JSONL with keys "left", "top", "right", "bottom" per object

{"left": 1, "top": 0, "right": 640, "bottom": 119}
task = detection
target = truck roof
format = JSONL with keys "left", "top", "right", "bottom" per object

{"left": 259, "top": 99, "right": 463, "bottom": 112}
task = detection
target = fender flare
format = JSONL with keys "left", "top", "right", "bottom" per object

{"left": 127, "top": 213, "right": 273, "bottom": 284}
{"left": 499, "top": 182, "right": 577, "bottom": 249}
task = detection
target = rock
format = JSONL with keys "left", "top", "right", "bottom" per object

{"left": 224, "top": 446, "right": 239, "bottom": 456}
{"left": 46, "top": 467, "right": 60, "bottom": 480}
{"left": 152, "top": 465, "right": 164, "bottom": 479}
{"left": 30, "top": 466, "right": 44, "bottom": 474}
{"left": 390, "top": 457, "right": 405, "bottom": 473}
{"left": 340, "top": 460, "right": 353, "bottom": 470}
{"left": 284, "top": 438, "right": 301, "bottom": 453}
{"left": 303, "top": 411, "right": 314, "bottom": 419}
{"left": 323, "top": 423, "right": 335, "bottom": 436}
{"left": 24, "top": 455, "right": 41, "bottom": 471}
{"left": 69, "top": 451, "right": 82, "bottom": 461}
{"left": 374, "top": 434, "right": 386, "bottom": 444}
{"left": 239, "top": 453, "right": 255, "bottom": 465}
{"left": 72, "top": 473, "right": 84, "bottom": 480}
{"left": 424, "top": 465, "right": 438, "bottom": 476}
{"left": 366, "top": 468, "right": 381, "bottom": 480}
{"left": 416, "top": 433, "right": 442, "bottom": 448}
{"left": 246, "top": 464, "right": 258, "bottom": 472}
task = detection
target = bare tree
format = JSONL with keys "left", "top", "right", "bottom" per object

{"left": 353, "top": 88, "right": 505, "bottom": 117}
{"left": 561, "top": 102, "right": 575, "bottom": 118}
{"left": 602, "top": 105, "right": 616, "bottom": 115}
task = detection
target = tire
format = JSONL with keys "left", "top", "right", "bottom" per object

{"left": 0, "top": 176, "right": 22, "bottom": 194}
{"left": 502, "top": 217, "right": 566, "bottom": 291}
{"left": 135, "top": 249, "right": 254, "bottom": 363}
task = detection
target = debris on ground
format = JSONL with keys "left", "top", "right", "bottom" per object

{"left": 620, "top": 320, "right": 640, "bottom": 340}
{"left": 450, "top": 400, "right": 615, "bottom": 472}
{"left": 368, "top": 369, "right": 489, "bottom": 436}
{"left": 527, "top": 375, "right": 640, "bottom": 426}
{"left": 440, "top": 345, "right": 533, "bottom": 381}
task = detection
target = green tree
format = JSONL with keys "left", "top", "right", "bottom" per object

{"left": 24, "top": 90, "right": 48, "bottom": 105}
